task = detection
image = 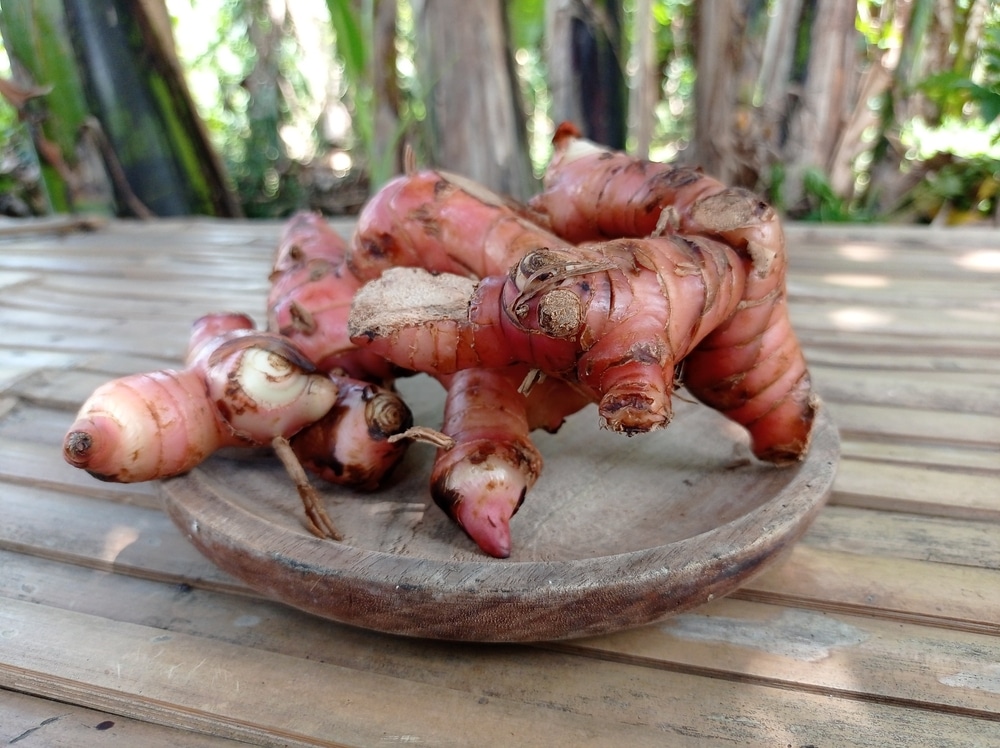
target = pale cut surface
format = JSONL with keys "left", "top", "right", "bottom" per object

{"left": 348, "top": 267, "right": 477, "bottom": 339}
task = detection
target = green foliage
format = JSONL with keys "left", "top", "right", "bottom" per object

{"left": 7, "top": 0, "right": 994, "bottom": 222}
{"left": 175, "top": 0, "right": 314, "bottom": 217}
{"left": 326, "top": 0, "right": 372, "bottom": 161}
{"left": 796, "top": 167, "right": 874, "bottom": 223}
{"left": 507, "top": 0, "right": 550, "bottom": 174}
{"left": 508, "top": 0, "right": 545, "bottom": 51}
{"left": 326, "top": 0, "right": 367, "bottom": 87}
{"left": 903, "top": 155, "right": 1000, "bottom": 223}
{"left": 0, "top": 122, "right": 49, "bottom": 215}
{"left": 0, "top": 0, "right": 95, "bottom": 211}
{"left": 0, "top": 1, "right": 91, "bottom": 158}
{"left": 920, "top": 8, "right": 1000, "bottom": 126}
{"left": 917, "top": 8, "right": 1000, "bottom": 129}
{"left": 898, "top": 5, "right": 1000, "bottom": 223}
{"left": 0, "top": 40, "right": 15, "bottom": 132}
{"left": 326, "top": 1, "right": 430, "bottom": 190}
{"left": 981, "top": 11, "right": 1000, "bottom": 79}
{"left": 645, "top": 0, "right": 696, "bottom": 156}
{"left": 801, "top": 169, "right": 851, "bottom": 222}
{"left": 764, "top": 162, "right": 851, "bottom": 222}
{"left": 920, "top": 71, "right": 1000, "bottom": 126}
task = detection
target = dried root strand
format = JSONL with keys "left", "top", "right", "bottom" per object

{"left": 271, "top": 435, "right": 342, "bottom": 540}
{"left": 389, "top": 425, "right": 456, "bottom": 450}
{"left": 517, "top": 368, "right": 545, "bottom": 395}
{"left": 403, "top": 143, "right": 418, "bottom": 176}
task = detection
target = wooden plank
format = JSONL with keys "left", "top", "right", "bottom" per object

{"left": 79, "top": 351, "right": 188, "bottom": 376}
{"left": 0, "top": 403, "right": 99, "bottom": 444}
{"left": 0, "top": 548, "right": 256, "bottom": 623}
{"left": 0, "top": 229, "right": 273, "bottom": 255}
{"left": 0, "top": 305, "right": 193, "bottom": 339}
{"left": 0, "top": 215, "right": 108, "bottom": 238}
{"left": 809, "top": 364, "right": 1000, "bottom": 414}
{"left": 0, "top": 553, "right": 996, "bottom": 738}
{"left": 38, "top": 273, "right": 268, "bottom": 307}
{"left": 784, "top": 224, "right": 1000, "bottom": 272}
{"left": 789, "top": 302, "right": 1000, "bottom": 341}
{"left": 0, "top": 350, "right": 84, "bottom": 393}
{"left": 0, "top": 270, "right": 40, "bottom": 291}
{"left": 6, "top": 467, "right": 1000, "bottom": 641}
{"left": 559, "top": 596, "right": 1000, "bottom": 717}
{"left": 739, "top": 544, "right": 1000, "bottom": 636}
{"left": 0, "top": 482, "right": 243, "bottom": 590}
{"left": 815, "top": 361, "right": 1000, "bottom": 393}
{"left": 0, "top": 688, "right": 250, "bottom": 747}
{"left": 831, "top": 459, "right": 1000, "bottom": 520}
{"left": 803, "top": 506, "right": 1000, "bottom": 571}
{"left": 0, "top": 439, "right": 162, "bottom": 507}
{"left": 0, "top": 321, "right": 192, "bottom": 360}
{"left": 0, "top": 598, "right": 706, "bottom": 748}
{"left": 785, "top": 222, "right": 1000, "bottom": 245}
{"left": 789, "top": 272, "right": 1000, "bottom": 308}
{"left": 0, "top": 239, "right": 267, "bottom": 265}
{"left": 799, "top": 329, "right": 1000, "bottom": 358}
{"left": 0, "top": 352, "right": 176, "bottom": 401}
{"left": 8, "top": 543, "right": 1000, "bottom": 724}
{"left": 2, "top": 283, "right": 264, "bottom": 324}
{"left": 840, "top": 438, "right": 1000, "bottom": 473}
{"left": 803, "top": 346, "right": 1000, "bottom": 375}
{"left": 0, "top": 223, "right": 275, "bottom": 269}
{"left": 787, "top": 249, "right": 1000, "bottom": 282}
{"left": 824, "top": 401, "right": 1000, "bottom": 447}
{"left": 2, "top": 595, "right": 998, "bottom": 747}
{"left": 0, "top": 253, "right": 267, "bottom": 286}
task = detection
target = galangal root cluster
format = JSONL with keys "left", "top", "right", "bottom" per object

{"left": 63, "top": 122, "right": 818, "bottom": 559}
{"left": 63, "top": 218, "right": 414, "bottom": 541}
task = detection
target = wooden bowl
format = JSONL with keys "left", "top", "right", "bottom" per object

{"left": 161, "top": 375, "right": 839, "bottom": 642}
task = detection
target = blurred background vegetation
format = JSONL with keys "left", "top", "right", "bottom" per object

{"left": 0, "top": 0, "right": 997, "bottom": 224}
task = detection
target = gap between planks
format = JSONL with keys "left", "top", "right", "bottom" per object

{"left": 0, "top": 687, "right": 251, "bottom": 748}
{"left": 0, "top": 597, "right": 732, "bottom": 748}
{"left": 5, "top": 548, "right": 1000, "bottom": 732}
{"left": 538, "top": 647, "right": 1000, "bottom": 725}
{"left": 2, "top": 588, "right": 999, "bottom": 747}
{"left": 735, "top": 545, "right": 1000, "bottom": 638}
{"left": 3, "top": 477, "right": 1000, "bottom": 640}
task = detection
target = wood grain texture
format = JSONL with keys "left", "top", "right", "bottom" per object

{"left": 0, "top": 688, "right": 250, "bottom": 747}
{"left": 1, "top": 219, "right": 998, "bottom": 745}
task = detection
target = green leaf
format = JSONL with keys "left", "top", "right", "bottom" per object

{"left": 508, "top": 0, "right": 545, "bottom": 50}
{"left": 920, "top": 70, "right": 1000, "bottom": 125}
{"left": 970, "top": 85, "right": 1000, "bottom": 125}
{"left": 0, "top": 0, "right": 91, "bottom": 160}
{"left": 326, "top": 0, "right": 367, "bottom": 86}
{"left": 918, "top": 71, "right": 973, "bottom": 99}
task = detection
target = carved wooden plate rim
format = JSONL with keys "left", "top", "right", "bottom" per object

{"left": 161, "top": 398, "right": 839, "bottom": 642}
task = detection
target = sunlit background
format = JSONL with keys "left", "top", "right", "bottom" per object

{"left": 1, "top": 0, "right": 998, "bottom": 220}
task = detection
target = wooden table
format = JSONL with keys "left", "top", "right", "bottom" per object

{"left": 1, "top": 217, "right": 998, "bottom": 746}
